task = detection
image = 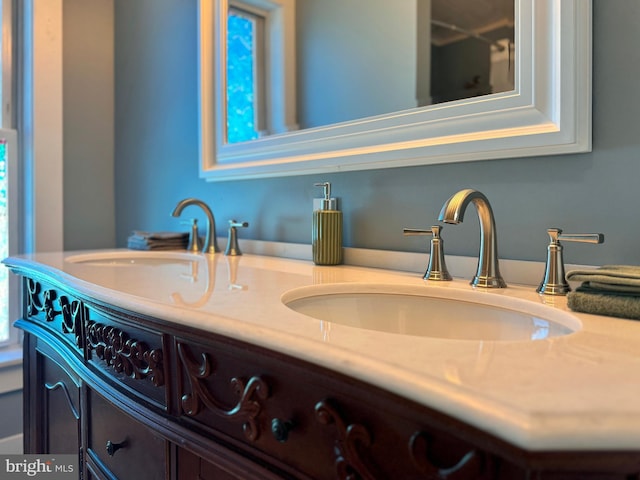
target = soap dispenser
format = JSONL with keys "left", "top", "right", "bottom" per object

{"left": 312, "top": 182, "right": 343, "bottom": 265}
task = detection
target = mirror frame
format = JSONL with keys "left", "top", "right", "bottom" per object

{"left": 199, "top": 0, "right": 592, "bottom": 181}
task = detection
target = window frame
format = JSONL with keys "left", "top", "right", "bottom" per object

{"left": 199, "top": 0, "right": 297, "bottom": 174}
{"left": 1, "top": 0, "right": 13, "bottom": 128}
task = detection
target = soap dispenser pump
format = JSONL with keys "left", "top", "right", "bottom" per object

{"left": 312, "top": 182, "right": 343, "bottom": 265}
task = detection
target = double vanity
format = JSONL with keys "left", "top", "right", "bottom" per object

{"left": 7, "top": 248, "right": 640, "bottom": 479}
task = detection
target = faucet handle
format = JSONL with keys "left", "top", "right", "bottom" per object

{"left": 537, "top": 228, "right": 604, "bottom": 295}
{"left": 403, "top": 225, "right": 452, "bottom": 281}
{"left": 225, "top": 220, "right": 249, "bottom": 256}
{"left": 181, "top": 219, "right": 202, "bottom": 253}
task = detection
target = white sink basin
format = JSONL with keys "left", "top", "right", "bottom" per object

{"left": 63, "top": 250, "right": 213, "bottom": 304}
{"left": 65, "top": 250, "right": 202, "bottom": 267}
{"left": 282, "top": 284, "right": 581, "bottom": 341}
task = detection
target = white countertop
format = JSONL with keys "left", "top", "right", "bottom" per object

{"left": 7, "top": 249, "right": 640, "bottom": 452}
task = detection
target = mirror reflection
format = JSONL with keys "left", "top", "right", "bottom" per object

{"left": 225, "top": 0, "right": 514, "bottom": 144}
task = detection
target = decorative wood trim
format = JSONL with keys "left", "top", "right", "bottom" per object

{"left": 58, "top": 296, "right": 85, "bottom": 348}
{"left": 409, "top": 431, "right": 492, "bottom": 479}
{"left": 85, "top": 321, "right": 164, "bottom": 387}
{"left": 315, "top": 399, "right": 381, "bottom": 480}
{"left": 26, "top": 278, "right": 83, "bottom": 347}
{"left": 177, "top": 342, "right": 270, "bottom": 441}
{"left": 25, "top": 278, "right": 42, "bottom": 316}
{"left": 45, "top": 381, "right": 80, "bottom": 420}
{"left": 26, "top": 278, "right": 57, "bottom": 321}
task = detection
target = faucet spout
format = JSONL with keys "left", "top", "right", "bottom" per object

{"left": 171, "top": 198, "right": 220, "bottom": 254}
{"left": 438, "top": 189, "right": 506, "bottom": 288}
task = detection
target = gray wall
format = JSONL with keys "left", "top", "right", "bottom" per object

{"left": 63, "top": 0, "right": 115, "bottom": 250}
{"left": 113, "top": 1, "right": 640, "bottom": 268}
{"left": 296, "top": 0, "right": 417, "bottom": 128}
{"left": 0, "top": 390, "right": 21, "bottom": 446}
{"left": 0, "top": 361, "right": 22, "bottom": 451}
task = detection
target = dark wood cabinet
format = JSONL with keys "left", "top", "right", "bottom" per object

{"left": 85, "top": 387, "right": 167, "bottom": 480}
{"left": 175, "top": 446, "right": 286, "bottom": 480}
{"left": 23, "top": 335, "right": 81, "bottom": 457}
{"left": 16, "top": 275, "right": 640, "bottom": 480}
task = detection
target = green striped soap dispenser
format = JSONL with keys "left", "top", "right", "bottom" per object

{"left": 312, "top": 182, "right": 343, "bottom": 265}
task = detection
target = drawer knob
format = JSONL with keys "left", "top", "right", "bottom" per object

{"left": 106, "top": 440, "right": 126, "bottom": 457}
{"left": 271, "top": 418, "right": 295, "bottom": 443}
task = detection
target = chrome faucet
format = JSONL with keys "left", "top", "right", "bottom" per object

{"left": 403, "top": 225, "right": 452, "bottom": 281}
{"left": 225, "top": 220, "right": 249, "bottom": 256}
{"left": 438, "top": 189, "right": 506, "bottom": 288}
{"left": 171, "top": 198, "right": 220, "bottom": 254}
{"left": 537, "top": 228, "right": 604, "bottom": 295}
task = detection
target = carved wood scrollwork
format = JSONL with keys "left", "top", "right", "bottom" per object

{"left": 26, "top": 278, "right": 59, "bottom": 322}
{"left": 26, "top": 279, "right": 84, "bottom": 347}
{"left": 409, "top": 431, "right": 492, "bottom": 479}
{"left": 26, "top": 278, "right": 42, "bottom": 316}
{"left": 177, "top": 342, "right": 270, "bottom": 442}
{"left": 85, "top": 321, "right": 165, "bottom": 387}
{"left": 315, "top": 399, "right": 381, "bottom": 480}
{"left": 59, "top": 296, "right": 85, "bottom": 348}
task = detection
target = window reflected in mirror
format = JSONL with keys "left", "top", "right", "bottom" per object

{"left": 223, "top": 0, "right": 296, "bottom": 145}
{"left": 226, "top": 6, "right": 265, "bottom": 143}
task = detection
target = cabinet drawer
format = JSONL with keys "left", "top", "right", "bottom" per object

{"left": 175, "top": 336, "right": 512, "bottom": 480}
{"left": 176, "top": 446, "right": 289, "bottom": 480}
{"left": 85, "top": 307, "right": 167, "bottom": 410}
{"left": 86, "top": 388, "right": 167, "bottom": 480}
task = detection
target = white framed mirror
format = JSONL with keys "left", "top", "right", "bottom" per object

{"left": 199, "top": 0, "right": 591, "bottom": 181}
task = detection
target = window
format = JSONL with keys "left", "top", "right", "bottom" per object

{"left": 226, "top": 6, "right": 266, "bottom": 143}
{"left": 0, "top": 129, "right": 17, "bottom": 348}
{"left": 0, "top": 0, "right": 17, "bottom": 352}
{"left": 206, "top": 0, "right": 297, "bottom": 160}
{"left": 0, "top": 139, "right": 9, "bottom": 342}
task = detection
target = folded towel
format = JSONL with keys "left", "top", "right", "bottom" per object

{"left": 127, "top": 230, "right": 189, "bottom": 251}
{"left": 567, "top": 289, "right": 640, "bottom": 320}
{"left": 566, "top": 265, "right": 640, "bottom": 295}
{"left": 566, "top": 265, "right": 640, "bottom": 320}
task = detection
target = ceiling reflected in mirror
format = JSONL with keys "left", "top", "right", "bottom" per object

{"left": 225, "top": 0, "right": 515, "bottom": 144}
